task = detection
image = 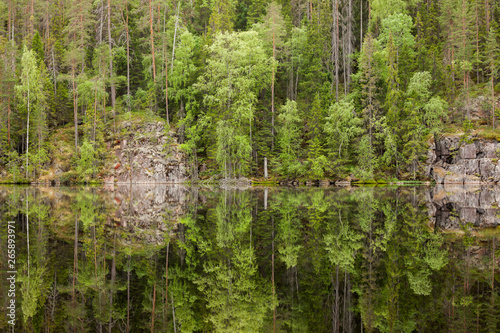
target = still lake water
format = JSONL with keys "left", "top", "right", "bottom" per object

{"left": 0, "top": 185, "right": 498, "bottom": 332}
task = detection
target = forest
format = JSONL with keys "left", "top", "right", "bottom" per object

{"left": 0, "top": 0, "right": 499, "bottom": 181}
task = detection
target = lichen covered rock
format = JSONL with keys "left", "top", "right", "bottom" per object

{"left": 107, "top": 117, "right": 190, "bottom": 184}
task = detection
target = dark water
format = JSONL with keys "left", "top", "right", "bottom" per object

{"left": 0, "top": 185, "right": 498, "bottom": 332}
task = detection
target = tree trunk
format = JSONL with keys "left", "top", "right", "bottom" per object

{"left": 332, "top": 0, "right": 339, "bottom": 101}
{"left": 272, "top": 215, "right": 276, "bottom": 332}
{"left": 108, "top": 233, "right": 116, "bottom": 332}
{"left": 271, "top": 24, "right": 276, "bottom": 151}
{"left": 165, "top": 54, "right": 169, "bottom": 123}
{"left": 26, "top": 88, "right": 30, "bottom": 178}
{"left": 492, "top": 76, "right": 495, "bottom": 130}
{"left": 7, "top": 100, "right": 11, "bottom": 146}
{"left": 149, "top": 0, "right": 156, "bottom": 82}
{"left": 264, "top": 157, "right": 268, "bottom": 179}
{"left": 107, "top": 0, "right": 116, "bottom": 132}
{"left": 151, "top": 282, "right": 156, "bottom": 333}
{"left": 171, "top": 4, "right": 180, "bottom": 73}
{"left": 121, "top": 3, "right": 130, "bottom": 113}
{"left": 360, "top": 0, "right": 363, "bottom": 49}
{"left": 72, "top": 62, "right": 78, "bottom": 155}
{"left": 127, "top": 255, "right": 130, "bottom": 333}
{"left": 73, "top": 215, "right": 78, "bottom": 303}
{"left": 165, "top": 241, "right": 170, "bottom": 325}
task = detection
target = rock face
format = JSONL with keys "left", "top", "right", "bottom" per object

{"left": 427, "top": 185, "right": 500, "bottom": 230}
{"left": 427, "top": 136, "right": 500, "bottom": 184}
{"left": 106, "top": 120, "right": 190, "bottom": 184}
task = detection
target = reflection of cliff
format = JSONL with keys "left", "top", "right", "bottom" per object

{"left": 0, "top": 185, "right": 194, "bottom": 246}
{"left": 427, "top": 185, "right": 500, "bottom": 230}
{"left": 111, "top": 185, "right": 191, "bottom": 241}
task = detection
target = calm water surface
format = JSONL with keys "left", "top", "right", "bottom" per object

{"left": 0, "top": 185, "right": 498, "bottom": 332}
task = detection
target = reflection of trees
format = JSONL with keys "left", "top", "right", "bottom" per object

{"left": 196, "top": 190, "right": 270, "bottom": 332}
{"left": 0, "top": 186, "right": 497, "bottom": 332}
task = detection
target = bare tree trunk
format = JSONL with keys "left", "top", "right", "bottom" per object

{"left": 165, "top": 53, "right": 169, "bottom": 123}
{"left": 264, "top": 157, "right": 268, "bottom": 179}
{"left": 272, "top": 215, "right": 276, "bottom": 332}
{"left": 492, "top": 76, "right": 495, "bottom": 130}
{"left": 486, "top": 0, "right": 490, "bottom": 32}
{"left": 360, "top": 0, "right": 363, "bottom": 49}
{"left": 271, "top": 27, "right": 276, "bottom": 151}
{"left": 165, "top": 241, "right": 169, "bottom": 326}
{"left": 151, "top": 282, "right": 156, "bottom": 333}
{"left": 120, "top": 3, "right": 131, "bottom": 113}
{"left": 108, "top": 233, "right": 116, "bottom": 332}
{"left": 170, "top": 4, "right": 180, "bottom": 73}
{"left": 492, "top": 237, "right": 495, "bottom": 314}
{"left": 7, "top": 100, "right": 11, "bottom": 146}
{"left": 107, "top": 0, "right": 116, "bottom": 132}
{"left": 73, "top": 215, "right": 78, "bottom": 303}
{"left": 149, "top": 0, "right": 156, "bottom": 82}
{"left": 332, "top": 0, "right": 339, "bottom": 101}
{"left": 93, "top": 78, "right": 98, "bottom": 141}
{"left": 476, "top": 4, "right": 479, "bottom": 83}
{"left": 72, "top": 62, "right": 78, "bottom": 154}
{"left": 127, "top": 254, "right": 130, "bottom": 333}
{"left": 26, "top": 89, "right": 30, "bottom": 178}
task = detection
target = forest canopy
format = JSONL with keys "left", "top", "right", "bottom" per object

{"left": 0, "top": 0, "right": 499, "bottom": 181}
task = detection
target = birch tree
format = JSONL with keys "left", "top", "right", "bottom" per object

{"left": 16, "top": 46, "right": 45, "bottom": 179}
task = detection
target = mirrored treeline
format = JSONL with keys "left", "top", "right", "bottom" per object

{"left": 0, "top": 185, "right": 498, "bottom": 332}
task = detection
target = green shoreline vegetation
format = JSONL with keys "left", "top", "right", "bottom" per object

{"left": 0, "top": 0, "right": 499, "bottom": 184}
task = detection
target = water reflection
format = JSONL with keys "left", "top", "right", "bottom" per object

{"left": 0, "top": 186, "right": 498, "bottom": 332}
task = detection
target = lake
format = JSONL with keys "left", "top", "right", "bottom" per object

{"left": 0, "top": 185, "right": 498, "bottom": 332}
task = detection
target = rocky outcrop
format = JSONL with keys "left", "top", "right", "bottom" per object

{"left": 427, "top": 136, "right": 500, "bottom": 184}
{"left": 105, "top": 120, "right": 190, "bottom": 184}
{"left": 427, "top": 185, "right": 500, "bottom": 230}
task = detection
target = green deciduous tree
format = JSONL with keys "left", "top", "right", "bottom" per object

{"left": 403, "top": 71, "right": 448, "bottom": 179}
{"left": 196, "top": 30, "right": 270, "bottom": 177}
{"left": 16, "top": 46, "right": 45, "bottom": 179}
{"left": 324, "top": 98, "right": 363, "bottom": 160}
{"left": 275, "top": 99, "right": 303, "bottom": 179}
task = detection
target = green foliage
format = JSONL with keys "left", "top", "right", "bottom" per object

{"left": 275, "top": 99, "right": 304, "bottom": 178}
{"left": 355, "top": 135, "right": 377, "bottom": 179}
{"left": 324, "top": 98, "right": 363, "bottom": 160}
{"left": 76, "top": 140, "right": 96, "bottom": 180}
{"left": 0, "top": 0, "right": 495, "bottom": 181}
{"left": 197, "top": 30, "right": 270, "bottom": 177}
{"left": 215, "top": 120, "right": 251, "bottom": 178}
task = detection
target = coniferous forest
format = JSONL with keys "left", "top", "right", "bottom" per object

{"left": 0, "top": 0, "right": 500, "bottom": 181}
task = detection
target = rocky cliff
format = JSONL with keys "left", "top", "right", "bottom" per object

{"left": 104, "top": 117, "right": 190, "bottom": 184}
{"left": 427, "top": 135, "right": 500, "bottom": 184}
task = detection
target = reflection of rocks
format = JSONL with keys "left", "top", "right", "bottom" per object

{"left": 110, "top": 185, "right": 191, "bottom": 243}
{"left": 428, "top": 136, "right": 500, "bottom": 184}
{"left": 428, "top": 185, "right": 500, "bottom": 229}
